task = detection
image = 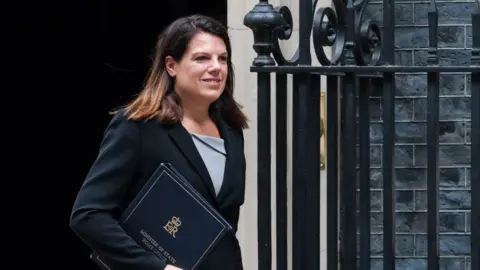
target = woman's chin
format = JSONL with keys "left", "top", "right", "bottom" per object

{"left": 199, "top": 89, "right": 223, "bottom": 103}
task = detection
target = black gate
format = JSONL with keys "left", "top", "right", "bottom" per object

{"left": 243, "top": 0, "right": 479, "bottom": 269}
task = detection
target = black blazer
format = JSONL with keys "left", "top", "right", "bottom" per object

{"left": 70, "top": 111, "right": 246, "bottom": 270}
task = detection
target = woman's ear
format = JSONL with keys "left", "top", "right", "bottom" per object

{"left": 165, "top": 56, "right": 177, "bottom": 77}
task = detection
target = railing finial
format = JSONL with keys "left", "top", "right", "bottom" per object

{"left": 243, "top": 1, "right": 286, "bottom": 67}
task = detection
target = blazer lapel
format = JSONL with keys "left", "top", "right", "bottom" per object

{"left": 167, "top": 123, "right": 218, "bottom": 202}
{"left": 215, "top": 119, "right": 236, "bottom": 203}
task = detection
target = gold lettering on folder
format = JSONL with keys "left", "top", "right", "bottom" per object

{"left": 164, "top": 216, "right": 182, "bottom": 238}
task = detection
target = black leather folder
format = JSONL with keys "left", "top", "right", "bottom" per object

{"left": 90, "top": 163, "right": 232, "bottom": 270}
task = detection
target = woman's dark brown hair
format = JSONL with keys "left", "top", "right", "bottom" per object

{"left": 117, "top": 14, "right": 248, "bottom": 131}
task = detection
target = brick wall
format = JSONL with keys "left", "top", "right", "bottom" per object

{"left": 364, "top": 1, "right": 473, "bottom": 269}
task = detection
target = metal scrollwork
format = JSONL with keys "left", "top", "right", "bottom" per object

{"left": 272, "top": 6, "right": 299, "bottom": 66}
{"left": 244, "top": 0, "right": 383, "bottom": 67}
{"left": 353, "top": 2, "right": 382, "bottom": 65}
{"left": 355, "top": 18, "right": 382, "bottom": 65}
{"left": 312, "top": 3, "right": 345, "bottom": 65}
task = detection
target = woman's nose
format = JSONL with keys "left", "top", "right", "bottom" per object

{"left": 210, "top": 59, "right": 221, "bottom": 70}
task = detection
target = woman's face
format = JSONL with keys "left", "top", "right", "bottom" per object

{"left": 166, "top": 32, "right": 228, "bottom": 106}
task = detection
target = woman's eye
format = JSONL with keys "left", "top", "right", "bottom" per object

{"left": 195, "top": 56, "right": 208, "bottom": 61}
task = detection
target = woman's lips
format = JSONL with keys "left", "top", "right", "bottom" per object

{"left": 202, "top": 79, "right": 221, "bottom": 87}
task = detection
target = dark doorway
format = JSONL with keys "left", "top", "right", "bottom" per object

{"left": 4, "top": 0, "right": 226, "bottom": 268}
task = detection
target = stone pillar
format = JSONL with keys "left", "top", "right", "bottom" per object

{"left": 228, "top": 1, "right": 331, "bottom": 269}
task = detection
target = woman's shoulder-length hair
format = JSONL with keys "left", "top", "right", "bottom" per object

{"left": 112, "top": 14, "right": 248, "bottom": 132}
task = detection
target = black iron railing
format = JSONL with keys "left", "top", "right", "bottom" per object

{"left": 243, "top": 0, "right": 479, "bottom": 269}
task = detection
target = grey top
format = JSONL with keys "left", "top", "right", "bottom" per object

{"left": 191, "top": 133, "right": 226, "bottom": 196}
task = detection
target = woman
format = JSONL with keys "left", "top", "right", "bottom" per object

{"left": 70, "top": 14, "right": 248, "bottom": 270}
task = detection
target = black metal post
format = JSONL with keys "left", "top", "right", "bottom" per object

{"left": 358, "top": 78, "right": 371, "bottom": 270}
{"left": 326, "top": 75, "right": 340, "bottom": 270}
{"left": 275, "top": 74, "right": 288, "bottom": 270}
{"left": 257, "top": 72, "right": 272, "bottom": 270}
{"left": 426, "top": 2, "right": 440, "bottom": 270}
{"left": 243, "top": 2, "right": 286, "bottom": 269}
{"left": 292, "top": 0, "right": 321, "bottom": 269}
{"left": 340, "top": 1, "right": 357, "bottom": 270}
{"left": 305, "top": 74, "right": 321, "bottom": 270}
{"left": 470, "top": 4, "right": 480, "bottom": 270}
{"left": 340, "top": 74, "right": 357, "bottom": 270}
{"left": 381, "top": 0, "right": 396, "bottom": 268}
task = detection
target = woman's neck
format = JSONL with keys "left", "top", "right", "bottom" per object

{"left": 181, "top": 105, "right": 220, "bottom": 137}
{"left": 182, "top": 105, "right": 210, "bottom": 124}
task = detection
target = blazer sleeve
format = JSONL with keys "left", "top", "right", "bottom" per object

{"left": 235, "top": 130, "right": 246, "bottom": 268}
{"left": 69, "top": 113, "right": 167, "bottom": 270}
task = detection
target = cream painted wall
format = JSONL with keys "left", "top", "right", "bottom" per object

{"left": 228, "top": 1, "right": 332, "bottom": 269}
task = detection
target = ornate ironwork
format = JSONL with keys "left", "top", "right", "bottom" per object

{"left": 243, "top": 0, "right": 382, "bottom": 66}
{"left": 243, "top": 0, "right": 480, "bottom": 270}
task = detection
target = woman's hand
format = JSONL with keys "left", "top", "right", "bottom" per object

{"left": 165, "top": 265, "right": 183, "bottom": 270}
